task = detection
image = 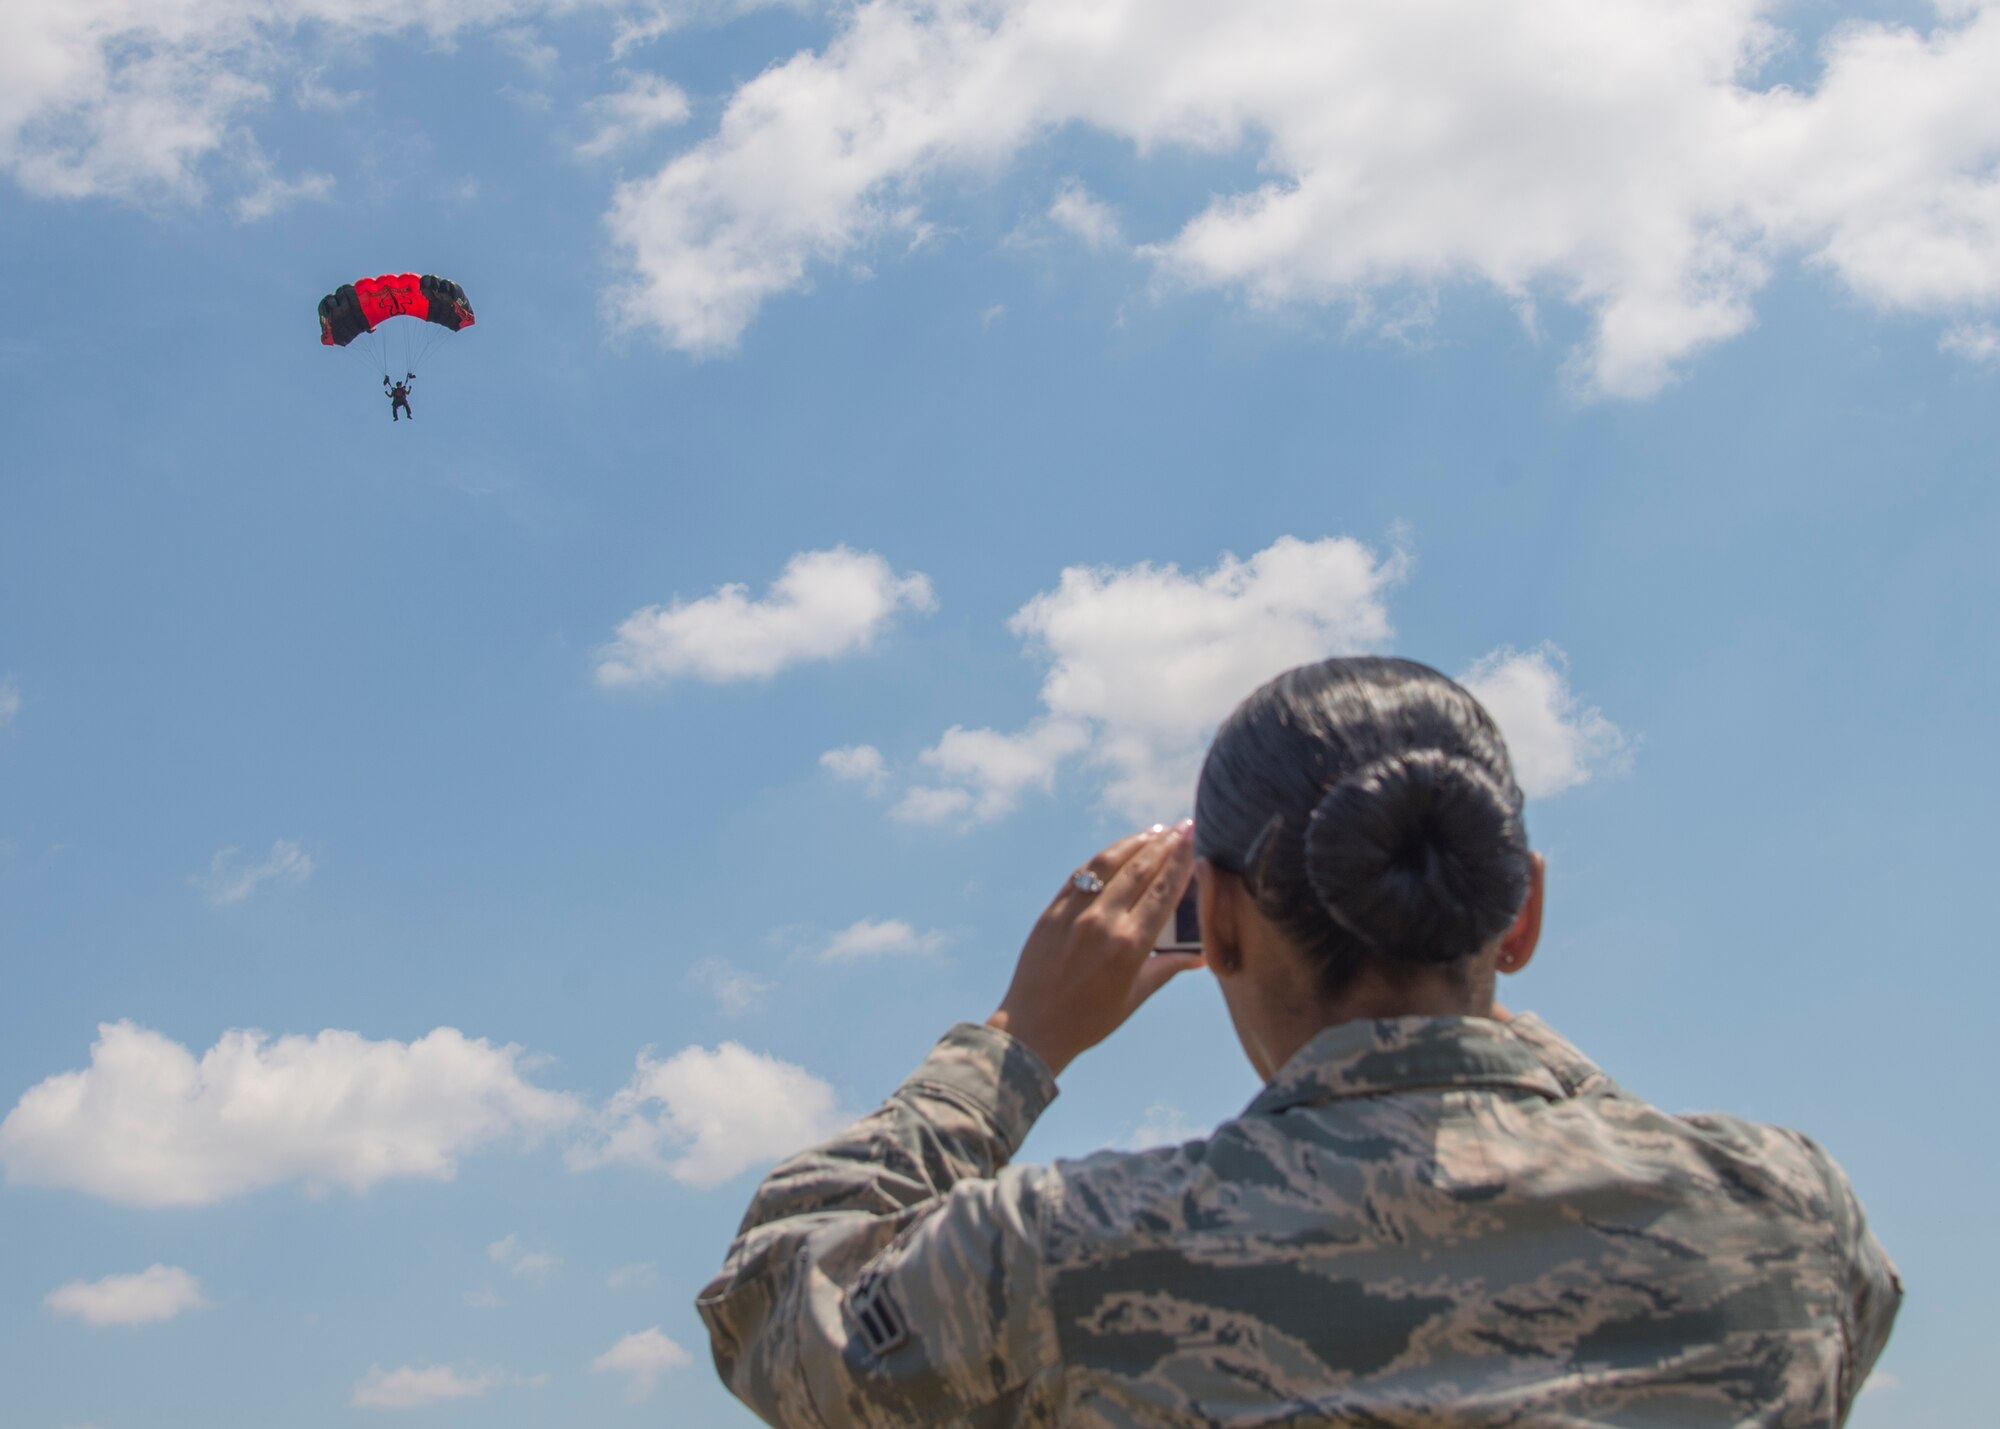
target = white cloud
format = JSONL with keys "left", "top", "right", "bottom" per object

{"left": 819, "top": 917, "right": 945, "bottom": 962}
{"left": 0, "top": 1022, "right": 581, "bottom": 1207}
{"left": 486, "top": 1233, "right": 561, "bottom": 1277}
{"left": 888, "top": 786, "right": 974, "bottom": 823}
{"left": 1942, "top": 321, "right": 1999, "bottom": 361}
{"left": 896, "top": 718, "right": 1090, "bottom": 823}
{"left": 819, "top": 743, "right": 888, "bottom": 790}
{"left": 0, "top": 2, "right": 431, "bottom": 201}
{"left": 591, "top": 1326, "right": 691, "bottom": 1401}
{"left": 495, "top": 24, "right": 560, "bottom": 75}
{"left": 1458, "top": 645, "right": 1630, "bottom": 799}
{"left": 1047, "top": 177, "right": 1122, "bottom": 250}
{"left": 1124, "top": 1102, "right": 1198, "bottom": 1151}
{"left": 570, "top": 1042, "right": 842, "bottom": 1188}
{"left": 0, "top": 0, "right": 791, "bottom": 206}
{"left": 823, "top": 743, "right": 889, "bottom": 787}
{"left": 901, "top": 536, "right": 1405, "bottom": 823}
{"left": 17, "top": 1, "right": 2000, "bottom": 390}
{"left": 596, "top": 547, "right": 935, "bottom": 685}
{"left": 499, "top": 82, "right": 554, "bottom": 113}
{"left": 461, "top": 1287, "right": 505, "bottom": 1309}
{"left": 351, "top": 1364, "right": 500, "bottom": 1410}
{"left": 578, "top": 72, "right": 692, "bottom": 158}
{"left": 609, "top": 0, "right": 806, "bottom": 58}
{"left": 846, "top": 536, "right": 1625, "bottom": 822}
{"left": 191, "top": 838, "right": 314, "bottom": 906}
{"left": 1008, "top": 536, "right": 1412, "bottom": 819}
{"left": 232, "top": 160, "right": 333, "bottom": 221}
{"left": 688, "top": 957, "right": 772, "bottom": 1015}
{"left": 606, "top": 1260, "right": 658, "bottom": 1290}
{"left": 294, "top": 69, "right": 360, "bottom": 112}
{"left": 608, "top": 0, "right": 2000, "bottom": 394}
{"left": 45, "top": 1265, "right": 207, "bottom": 1327}
{"left": 0, "top": 676, "right": 18, "bottom": 730}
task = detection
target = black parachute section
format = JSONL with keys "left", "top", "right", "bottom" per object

{"left": 318, "top": 284, "right": 368, "bottom": 347}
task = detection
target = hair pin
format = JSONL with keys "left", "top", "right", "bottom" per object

{"left": 1241, "top": 813, "right": 1283, "bottom": 886}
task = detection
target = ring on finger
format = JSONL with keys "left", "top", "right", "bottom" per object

{"left": 1070, "top": 870, "right": 1106, "bottom": 895}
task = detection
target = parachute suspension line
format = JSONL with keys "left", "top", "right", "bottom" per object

{"left": 410, "top": 324, "right": 445, "bottom": 375}
{"left": 397, "top": 320, "right": 429, "bottom": 382}
{"left": 338, "top": 333, "right": 380, "bottom": 390}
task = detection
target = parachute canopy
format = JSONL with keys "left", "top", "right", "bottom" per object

{"left": 318, "top": 273, "right": 475, "bottom": 347}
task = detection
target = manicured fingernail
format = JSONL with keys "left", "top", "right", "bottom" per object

{"left": 1149, "top": 823, "right": 1166, "bottom": 835}
{"left": 1176, "top": 819, "right": 1195, "bottom": 842}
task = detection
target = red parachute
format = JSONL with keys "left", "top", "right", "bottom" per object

{"left": 317, "top": 273, "right": 475, "bottom": 391}
{"left": 318, "top": 273, "right": 474, "bottom": 346}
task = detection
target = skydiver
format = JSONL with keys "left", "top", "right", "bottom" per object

{"left": 386, "top": 374, "right": 414, "bottom": 422}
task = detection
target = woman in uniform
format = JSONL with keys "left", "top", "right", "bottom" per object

{"left": 698, "top": 656, "right": 1900, "bottom": 1427}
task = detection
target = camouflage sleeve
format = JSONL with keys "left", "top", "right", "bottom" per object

{"left": 697, "top": 1022, "right": 1066, "bottom": 1428}
{"left": 1786, "top": 1130, "right": 1903, "bottom": 1423}
{"left": 1841, "top": 1223, "right": 1902, "bottom": 1421}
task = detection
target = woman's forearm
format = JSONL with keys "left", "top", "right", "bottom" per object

{"left": 696, "top": 1023, "right": 1060, "bottom": 1425}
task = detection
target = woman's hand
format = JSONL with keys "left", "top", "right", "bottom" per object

{"left": 985, "top": 822, "right": 1204, "bottom": 1078}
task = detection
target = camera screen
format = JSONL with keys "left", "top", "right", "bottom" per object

{"left": 1157, "top": 882, "right": 1201, "bottom": 952}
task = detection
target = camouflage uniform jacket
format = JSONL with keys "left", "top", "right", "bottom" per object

{"left": 698, "top": 1014, "right": 1900, "bottom": 1427}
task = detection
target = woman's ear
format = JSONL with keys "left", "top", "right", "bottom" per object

{"left": 1496, "top": 852, "right": 1546, "bottom": 975}
{"left": 1197, "top": 860, "right": 1242, "bottom": 975}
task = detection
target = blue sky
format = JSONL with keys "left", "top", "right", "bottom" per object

{"left": 2, "top": 1, "right": 1996, "bottom": 1423}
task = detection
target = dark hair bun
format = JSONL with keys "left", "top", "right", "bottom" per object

{"left": 1303, "top": 749, "right": 1530, "bottom": 968}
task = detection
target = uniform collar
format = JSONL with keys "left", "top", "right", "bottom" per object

{"left": 1243, "top": 1012, "right": 1599, "bottom": 1117}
